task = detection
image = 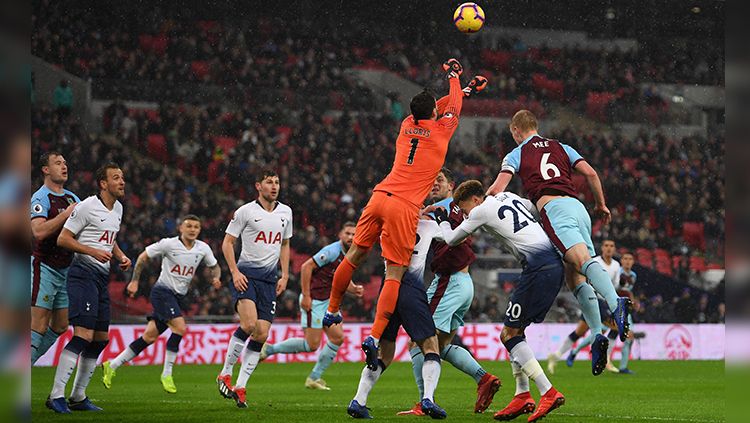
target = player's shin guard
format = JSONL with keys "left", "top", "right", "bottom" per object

{"left": 327, "top": 257, "right": 356, "bottom": 313}
{"left": 581, "top": 259, "right": 619, "bottom": 311}
{"left": 50, "top": 336, "right": 89, "bottom": 399}
{"left": 510, "top": 358, "right": 530, "bottom": 395}
{"left": 421, "top": 353, "right": 441, "bottom": 402}
{"left": 572, "top": 331, "right": 596, "bottom": 355}
{"left": 110, "top": 336, "right": 150, "bottom": 370}
{"left": 309, "top": 341, "right": 339, "bottom": 380}
{"left": 410, "top": 347, "right": 425, "bottom": 399}
{"left": 573, "top": 282, "right": 603, "bottom": 335}
{"left": 70, "top": 340, "right": 108, "bottom": 402}
{"left": 162, "top": 333, "right": 182, "bottom": 377}
{"left": 221, "top": 327, "right": 249, "bottom": 377}
{"left": 235, "top": 340, "right": 263, "bottom": 389}
{"left": 353, "top": 359, "right": 386, "bottom": 405}
{"left": 370, "top": 279, "right": 400, "bottom": 340}
{"left": 441, "top": 344, "right": 486, "bottom": 383}
{"left": 505, "top": 336, "right": 552, "bottom": 396}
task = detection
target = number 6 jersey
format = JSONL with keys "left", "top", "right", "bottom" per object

{"left": 438, "top": 192, "right": 560, "bottom": 269}
{"left": 500, "top": 135, "right": 585, "bottom": 204}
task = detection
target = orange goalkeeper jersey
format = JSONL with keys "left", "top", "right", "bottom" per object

{"left": 373, "top": 77, "right": 464, "bottom": 207}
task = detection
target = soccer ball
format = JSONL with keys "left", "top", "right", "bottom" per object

{"left": 454, "top": 2, "right": 485, "bottom": 33}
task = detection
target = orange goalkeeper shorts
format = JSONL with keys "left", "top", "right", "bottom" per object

{"left": 353, "top": 190, "right": 420, "bottom": 267}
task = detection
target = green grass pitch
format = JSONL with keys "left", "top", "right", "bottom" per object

{"left": 32, "top": 360, "right": 723, "bottom": 422}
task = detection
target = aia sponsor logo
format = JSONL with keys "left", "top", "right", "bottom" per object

{"left": 664, "top": 324, "right": 692, "bottom": 360}
{"left": 254, "top": 231, "right": 282, "bottom": 244}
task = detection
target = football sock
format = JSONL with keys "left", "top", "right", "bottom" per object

{"left": 422, "top": 353, "right": 441, "bottom": 402}
{"left": 582, "top": 259, "right": 619, "bottom": 311}
{"left": 31, "top": 330, "right": 44, "bottom": 364}
{"left": 70, "top": 340, "right": 107, "bottom": 401}
{"left": 573, "top": 331, "right": 596, "bottom": 354}
{"left": 370, "top": 278, "right": 400, "bottom": 340}
{"left": 409, "top": 347, "right": 425, "bottom": 400}
{"left": 510, "top": 356, "right": 530, "bottom": 395}
{"left": 606, "top": 330, "right": 617, "bottom": 361}
{"left": 556, "top": 331, "right": 579, "bottom": 357}
{"left": 327, "top": 257, "right": 356, "bottom": 313}
{"left": 235, "top": 340, "right": 263, "bottom": 389}
{"left": 162, "top": 333, "right": 182, "bottom": 377}
{"left": 353, "top": 359, "right": 386, "bottom": 405}
{"left": 50, "top": 336, "right": 89, "bottom": 399}
{"left": 266, "top": 338, "right": 311, "bottom": 355}
{"left": 441, "top": 344, "right": 486, "bottom": 383}
{"left": 221, "top": 327, "right": 249, "bottom": 377}
{"left": 620, "top": 339, "right": 633, "bottom": 370}
{"left": 309, "top": 341, "right": 339, "bottom": 380}
{"left": 506, "top": 336, "right": 552, "bottom": 396}
{"left": 110, "top": 336, "right": 149, "bottom": 370}
{"left": 574, "top": 282, "right": 603, "bottom": 335}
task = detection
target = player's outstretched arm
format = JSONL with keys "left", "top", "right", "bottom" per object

{"left": 31, "top": 202, "right": 76, "bottom": 240}
{"left": 209, "top": 264, "right": 222, "bottom": 288}
{"left": 574, "top": 161, "right": 611, "bottom": 224}
{"left": 128, "top": 250, "right": 150, "bottom": 297}
{"left": 486, "top": 171, "right": 513, "bottom": 196}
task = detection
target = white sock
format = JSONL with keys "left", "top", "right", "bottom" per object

{"left": 163, "top": 350, "right": 177, "bottom": 377}
{"left": 69, "top": 357, "right": 97, "bottom": 401}
{"left": 109, "top": 347, "right": 137, "bottom": 370}
{"left": 221, "top": 335, "right": 246, "bottom": 377}
{"left": 607, "top": 339, "right": 616, "bottom": 362}
{"left": 510, "top": 357, "right": 530, "bottom": 396}
{"left": 235, "top": 347, "right": 261, "bottom": 389}
{"left": 510, "top": 341, "right": 553, "bottom": 395}
{"left": 557, "top": 337, "right": 574, "bottom": 357}
{"left": 50, "top": 349, "right": 79, "bottom": 399}
{"left": 353, "top": 365, "right": 383, "bottom": 405}
{"left": 421, "top": 358, "right": 441, "bottom": 401}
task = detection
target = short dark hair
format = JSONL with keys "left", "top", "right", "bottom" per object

{"left": 181, "top": 214, "right": 201, "bottom": 224}
{"left": 453, "top": 180, "right": 485, "bottom": 203}
{"left": 342, "top": 221, "right": 357, "bottom": 229}
{"left": 410, "top": 89, "right": 436, "bottom": 124}
{"left": 439, "top": 167, "right": 454, "bottom": 184}
{"left": 95, "top": 163, "right": 121, "bottom": 189}
{"left": 255, "top": 168, "right": 278, "bottom": 183}
{"left": 39, "top": 151, "right": 63, "bottom": 169}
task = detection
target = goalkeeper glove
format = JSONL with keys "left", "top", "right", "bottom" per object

{"left": 442, "top": 58, "right": 463, "bottom": 79}
{"left": 462, "top": 75, "right": 488, "bottom": 97}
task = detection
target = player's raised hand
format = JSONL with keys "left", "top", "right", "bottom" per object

{"left": 300, "top": 294, "right": 312, "bottom": 312}
{"left": 232, "top": 270, "right": 248, "bottom": 292}
{"left": 462, "top": 75, "right": 488, "bottom": 97}
{"left": 126, "top": 280, "right": 138, "bottom": 298}
{"left": 421, "top": 204, "right": 439, "bottom": 218}
{"left": 90, "top": 248, "right": 113, "bottom": 263}
{"left": 276, "top": 276, "right": 288, "bottom": 296}
{"left": 443, "top": 58, "right": 463, "bottom": 78}
{"left": 433, "top": 207, "right": 450, "bottom": 224}
{"left": 119, "top": 255, "right": 132, "bottom": 271}
{"left": 63, "top": 202, "right": 77, "bottom": 218}
{"left": 211, "top": 278, "right": 222, "bottom": 289}
{"left": 595, "top": 204, "right": 611, "bottom": 225}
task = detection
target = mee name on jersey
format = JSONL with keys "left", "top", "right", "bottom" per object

{"left": 62, "top": 195, "right": 123, "bottom": 273}
{"left": 226, "top": 200, "right": 293, "bottom": 283}
{"left": 146, "top": 237, "right": 218, "bottom": 295}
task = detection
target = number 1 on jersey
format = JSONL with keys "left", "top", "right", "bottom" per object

{"left": 407, "top": 138, "right": 419, "bottom": 165}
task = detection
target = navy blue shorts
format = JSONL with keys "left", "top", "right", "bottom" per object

{"left": 150, "top": 284, "right": 186, "bottom": 323}
{"left": 579, "top": 297, "right": 612, "bottom": 324}
{"left": 231, "top": 266, "right": 276, "bottom": 322}
{"left": 504, "top": 261, "right": 564, "bottom": 329}
{"left": 67, "top": 262, "right": 110, "bottom": 331}
{"left": 382, "top": 280, "right": 436, "bottom": 342}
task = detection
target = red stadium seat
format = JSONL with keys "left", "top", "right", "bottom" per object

{"left": 689, "top": 256, "right": 707, "bottom": 273}
{"left": 191, "top": 61, "right": 210, "bottom": 79}
{"left": 636, "top": 248, "right": 653, "bottom": 268}
{"left": 213, "top": 136, "right": 238, "bottom": 153}
{"left": 682, "top": 222, "right": 706, "bottom": 250}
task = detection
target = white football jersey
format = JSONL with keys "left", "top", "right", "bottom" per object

{"left": 593, "top": 256, "right": 621, "bottom": 289}
{"left": 63, "top": 195, "right": 123, "bottom": 273}
{"left": 225, "top": 200, "right": 293, "bottom": 282}
{"left": 439, "top": 192, "right": 560, "bottom": 269}
{"left": 145, "top": 237, "right": 218, "bottom": 295}
{"left": 405, "top": 219, "right": 444, "bottom": 285}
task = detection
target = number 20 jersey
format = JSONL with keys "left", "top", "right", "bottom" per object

{"left": 500, "top": 135, "right": 584, "bottom": 204}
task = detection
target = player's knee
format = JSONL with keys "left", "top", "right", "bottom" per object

{"left": 51, "top": 321, "right": 69, "bottom": 335}
{"left": 252, "top": 327, "right": 269, "bottom": 343}
{"left": 327, "top": 333, "right": 343, "bottom": 346}
{"left": 142, "top": 331, "right": 159, "bottom": 344}
{"left": 241, "top": 322, "right": 256, "bottom": 335}
{"left": 500, "top": 326, "right": 521, "bottom": 344}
